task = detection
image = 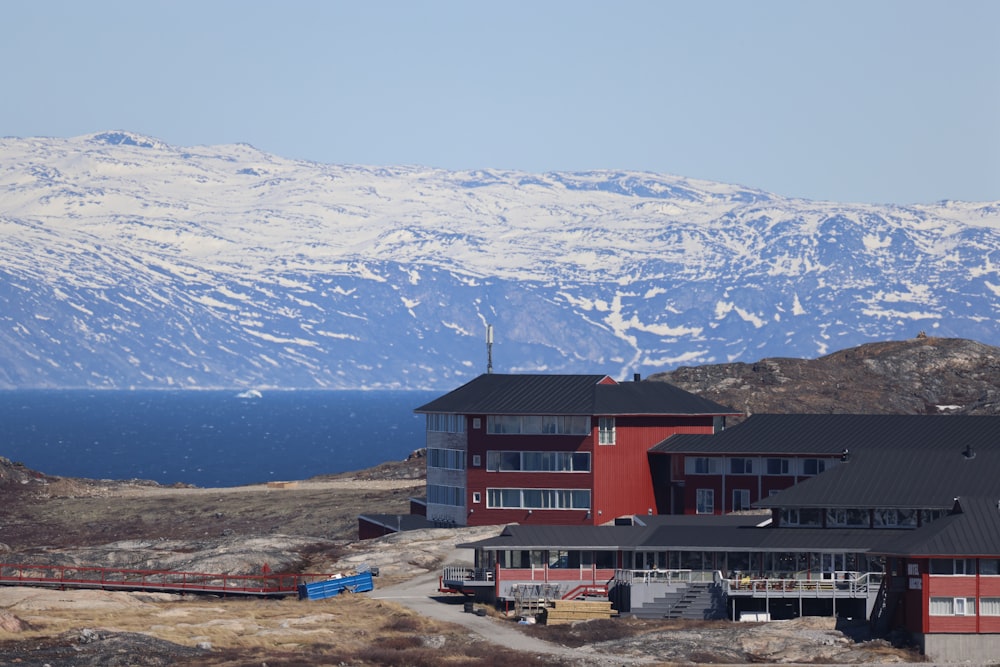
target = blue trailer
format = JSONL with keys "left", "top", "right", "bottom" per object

{"left": 298, "top": 570, "right": 375, "bottom": 600}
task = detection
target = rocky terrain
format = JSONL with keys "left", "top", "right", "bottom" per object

{"left": 2, "top": 337, "right": 980, "bottom": 664}
{"left": 652, "top": 335, "right": 1000, "bottom": 418}
{"left": 0, "top": 460, "right": 924, "bottom": 665}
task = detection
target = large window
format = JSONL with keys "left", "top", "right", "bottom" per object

{"left": 802, "top": 458, "right": 828, "bottom": 475}
{"left": 981, "top": 598, "right": 1000, "bottom": 616}
{"left": 729, "top": 457, "right": 754, "bottom": 474}
{"left": 487, "top": 415, "right": 590, "bottom": 435}
{"left": 930, "top": 597, "right": 976, "bottom": 616}
{"left": 598, "top": 417, "right": 616, "bottom": 445}
{"left": 765, "top": 458, "right": 791, "bottom": 475}
{"left": 930, "top": 558, "right": 977, "bottom": 575}
{"left": 426, "top": 413, "right": 465, "bottom": 433}
{"left": 427, "top": 484, "right": 464, "bottom": 507}
{"left": 486, "top": 488, "right": 591, "bottom": 510}
{"left": 826, "top": 508, "right": 869, "bottom": 527}
{"left": 427, "top": 448, "right": 466, "bottom": 470}
{"left": 686, "top": 457, "right": 721, "bottom": 475}
{"left": 696, "top": 488, "right": 715, "bottom": 514}
{"left": 486, "top": 450, "right": 590, "bottom": 472}
{"left": 781, "top": 508, "right": 822, "bottom": 527}
{"left": 874, "top": 508, "right": 918, "bottom": 528}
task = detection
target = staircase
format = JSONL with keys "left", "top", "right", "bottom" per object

{"left": 869, "top": 576, "right": 902, "bottom": 637}
{"left": 630, "top": 582, "right": 722, "bottom": 620}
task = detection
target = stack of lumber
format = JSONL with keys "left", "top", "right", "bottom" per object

{"left": 543, "top": 599, "right": 615, "bottom": 625}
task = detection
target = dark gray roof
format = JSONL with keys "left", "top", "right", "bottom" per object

{"left": 415, "top": 374, "right": 738, "bottom": 416}
{"left": 457, "top": 523, "right": 656, "bottom": 550}
{"left": 651, "top": 414, "right": 1000, "bottom": 455}
{"left": 876, "top": 498, "right": 1000, "bottom": 557}
{"left": 630, "top": 513, "right": 769, "bottom": 529}
{"left": 458, "top": 521, "right": 908, "bottom": 554}
{"left": 754, "top": 429, "right": 1000, "bottom": 511}
{"left": 643, "top": 524, "right": 906, "bottom": 553}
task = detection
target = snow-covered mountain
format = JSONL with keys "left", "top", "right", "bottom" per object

{"left": 1, "top": 131, "right": 998, "bottom": 390}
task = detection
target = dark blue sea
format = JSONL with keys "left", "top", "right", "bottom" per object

{"left": 0, "top": 390, "right": 437, "bottom": 487}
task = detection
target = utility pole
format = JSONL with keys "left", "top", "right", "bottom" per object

{"left": 486, "top": 324, "right": 494, "bottom": 374}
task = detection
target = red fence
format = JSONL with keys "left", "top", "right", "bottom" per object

{"left": 0, "top": 563, "right": 335, "bottom": 597}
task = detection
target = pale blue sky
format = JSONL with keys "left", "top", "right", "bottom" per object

{"left": 3, "top": 1, "right": 997, "bottom": 204}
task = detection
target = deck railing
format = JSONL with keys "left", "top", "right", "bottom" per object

{"left": 724, "top": 571, "right": 883, "bottom": 596}
{"left": 614, "top": 568, "right": 716, "bottom": 585}
{"left": 441, "top": 566, "right": 494, "bottom": 583}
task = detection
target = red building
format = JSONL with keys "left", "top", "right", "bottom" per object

{"left": 415, "top": 373, "right": 738, "bottom": 527}
{"left": 444, "top": 413, "right": 1000, "bottom": 662}
{"left": 876, "top": 497, "right": 1000, "bottom": 660}
{"left": 650, "top": 414, "right": 856, "bottom": 515}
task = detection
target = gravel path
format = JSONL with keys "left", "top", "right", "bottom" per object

{"left": 371, "top": 550, "right": 653, "bottom": 666}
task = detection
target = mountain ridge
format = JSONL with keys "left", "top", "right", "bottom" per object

{"left": 651, "top": 335, "right": 1000, "bottom": 417}
{"left": 2, "top": 132, "right": 999, "bottom": 389}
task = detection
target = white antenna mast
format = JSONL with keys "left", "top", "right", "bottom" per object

{"left": 486, "top": 324, "right": 494, "bottom": 374}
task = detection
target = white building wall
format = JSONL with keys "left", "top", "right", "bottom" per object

{"left": 425, "top": 430, "right": 468, "bottom": 526}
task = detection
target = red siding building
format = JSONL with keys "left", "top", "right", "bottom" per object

{"left": 415, "top": 373, "right": 738, "bottom": 527}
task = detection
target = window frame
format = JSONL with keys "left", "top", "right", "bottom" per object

{"left": 732, "top": 488, "right": 750, "bottom": 512}
{"left": 486, "top": 415, "right": 590, "bottom": 435}
{"left": 598, "top": 417, "right": 616, "bottom": 445}
{"left": 486, "top": 487, "right": 591, "bottom": 510}
{"left": 696, "top": 488, "right": 715, "bottom": 514}
{"left": 729, "top": 457, "right": 753, "bottom": 474}
{"left": 765, "top": 458, "right": 791, "bottom": 475}
{"left": 485, "top": 450, "right": 591, "bottom": 473}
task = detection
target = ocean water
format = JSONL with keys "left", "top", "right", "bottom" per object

{"left": 0, "top": 390, "right": 437, "bottom": 487}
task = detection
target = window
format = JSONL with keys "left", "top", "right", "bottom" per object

{"left": 427, "top": 484, "right": 464, "bottom": 507}
{"left": 696, "top": 489, "right": 714, "bottom": 514}
{"left": 826, "top": 508, "right": 869, "bottom": 527}
{"left": 874, "top": 508, "right": 918, "bottom": 528}
{"left": 486, "top": 451, "right": 591, "bottom": 472}
{"left": 802, "top": 458, "right": 827, "bottom": 475}
{"left": 427, "top": 448, "right": 466, "bottom": 470}
{"left": 733, "top": 489, "right": 750, "bottom": 512}
{"left": 930, "top": 558, "right": 977, "bottom": 575}
{"left": 486, "top": 415, "right": 589, "bottom": 435}
{"left": 472, "top": 492, "right": 481, "bottom": 503}
{"left": 729, "top": 458, "right": 753, "bottom": 474}
{"left": 687, "top": 457, "right": 721, "bottom": 475}
{"left": 781, "top": 508, "right": 822, "bottom": 527}
{"left": 598, "top": 417, "right": 616, "bottom": 445}
{"left": 472, "top": 454, "right": 481, "bottom": 467}
{"left": 981, "top": 559, "right": 1000, "bottom": 575}
{"left": 931, "top": 597, "right": 976, "bottom": 616}
{"left": 981, "top": 598, "right": 1000, "bottom": 616}
{"left": 765, "top": 458, "right": 790, "bottom": 475}
{"left": 486, "top": 488, "right": 591, "bottom": 510}
{"left": 426, "top": 413, "right": 466, "bottom": 433}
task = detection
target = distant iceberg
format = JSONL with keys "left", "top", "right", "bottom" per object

{"left": 236, "top": 389, "right": 263, "bottom": 399}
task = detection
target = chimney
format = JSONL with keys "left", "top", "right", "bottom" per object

{"left": 633, "top": 373, "right": 641, "bottom": 382}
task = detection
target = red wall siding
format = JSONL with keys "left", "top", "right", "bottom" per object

{"left": 462, "top": 414, "right": 715, "bottom": 526}
{"left": 672, "top": 456, "right": 807, "bottom": 516}
{"left": 980, "top": 577, "right": 1000, "bottom": 633}
{"left": 926, "top": 575, "right": 980, "bottom": 633}
{"left": 464, "top": 417, "right": 593, "bottom": 526}
{"left": 593, "top": 416, "right": 715, "bottom": 522}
